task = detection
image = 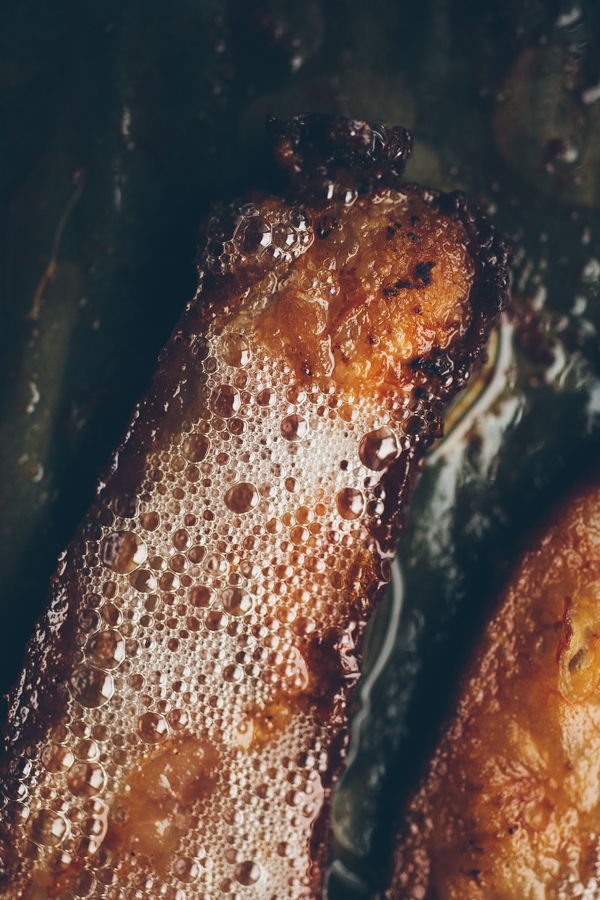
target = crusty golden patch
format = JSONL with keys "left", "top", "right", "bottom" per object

{"left": 255, "top": 190, "right": 474, "bottom": 392}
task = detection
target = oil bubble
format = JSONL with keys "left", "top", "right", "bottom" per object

{"left": 170, "top": 554, "right": 188, "bottom": 573}
{"left": 129, "top": 569, "right": 157, "bottom": 593}
{"left": 287, "top": 385, "right": 306, "bottom": 404}
{"left": 190, "top": 586, "right": 213, "bottom": 608}
{"left": 140, "top": 511, "right": 160, "bottom": 531}
{"left": 336, "top": 488, "right": 365, "bottom": 520}
{"left": 272, "top": 223, "right": 296, "bottom": 249}
{"left": 206, "top": 611, "right": 228, "bottom": 631}
{"left": 86, "top": 630, "right": 125, "bottom": 669}
{"left": 290, "top": 526, "right": 309, "bottom": 545}
{"left": 174, "top": 857, "right": 199, "bottom": 883}
{"left": 281, "top": 415, "right": 308, "bottom": 441}
{"left": 102, "top": 602, "right": 121, "bottom": 626}
{"left": 256, "top": 388, "right": 275, "bottom": 407}
{"left": 41, "top": 745, "right": 74, "bottom": 773}
{"left": 182, "top": 433, "right": 210, "bottom": 463}
{"left": 205, "top": 553, "right": 228, "bottom": 575}
{"left": 223, "top": 664, "right": 244, "bottom": 682}
{"left": 137, "top": 712, "right": 169, "bottom": 744}
{"left": 188, "top": 545, "right": 206, "bottom": 564}
{"left": 288, "top": 208, "right": 310, "bottom": 231}
{"left": 239, "top": 217, "right": 271, "bottom": 254}
{"left": 75, "top": 739, "right": 99, "bottom": 761}
{"left": 403, "top": 415, "right": 426, "bottom": 435}
{"left": 219, "top": 333, "right": 251, "bottom": 368}
{"left": 211, "top": 384, "right": 241, "bottom": 418}
{"left": 229, "top": 417, "right": 246, "bottom": 435}
{"left": 339, "top": 404, "right": 358, "bottom": 423}
{"left": 358, "top": 427, "right": 399, "bottom": 471}
{"left": 222, "top": 588, "right": 253, "bottom": 617}
{"left": 159, "top": 572, "right": 179, "bottom": 591}
{"left": 224, "top": 482, "right": 259, "bottom": 514}
{"left": 71, "top": 870, "right": 96, "bottom": 896}
{"left": 70, "top": 667, "right": 114, "bottom": 708}
{"left": 168, "top": 708, "right": 189, "bottom": 729}
{"left": 235, "top": 860, "right": 262, "bottom": 885}
{"left": 67, "top": 762, "right": 106, "bottom": 798}
{"left": 27, "top": 809, "right": 68, "bottom": 847}
{"left": 101, "top": 532, "right": 146, "bottom": 574}
{"left": 173, "top": 528, "right": 191, "bottom": 550}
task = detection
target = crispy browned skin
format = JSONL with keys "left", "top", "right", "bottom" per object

{"left": 0, "top": 115, "right": 510, "bottom": 900}
{"left": 386, "top": 483, "right": 600, "bottom": 900}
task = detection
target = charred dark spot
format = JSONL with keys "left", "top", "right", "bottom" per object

{"left": 416, "top": 261, "right": 435, "bottom": 285}
{"left": 382, "top": 287, "right": 398, "bottom": 298}
{"left": 367, "top": 335, "right": 378, "bottom": 344}
{"left": 386, "top": 225, "right": 397, "bottom": 240}
{"left": 407, "top": 231, "right": 419, "bottom": 243}
{"left": 411, "top": 215, "right": 420, "bottom": 225}
{"left": 317, "top": 217, "right": 338, "bottom": 239}
{"left": 395, "top": 279, "right": 413, "bottom": 289}
{"left": 413, "top": 306, "right": 422, "bottom": 315}
{"left": 340, "top": 460, "right": 349, "bottom": 470}
{"left": 411, "top": 351, "right": 453, "bottom": 378}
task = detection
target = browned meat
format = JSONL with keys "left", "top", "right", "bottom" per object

{"left": 386, "top": 481, "right": 600, "bottom": 900}
{"left": 0, "top": 115, "right": 510, "bottom": 900}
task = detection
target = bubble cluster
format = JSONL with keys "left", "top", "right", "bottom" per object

{"left": 200, "top": 201, "right": 313, "bottom": 274}
{"left": 1, "top": 329, "right": 441, "bottom": 899}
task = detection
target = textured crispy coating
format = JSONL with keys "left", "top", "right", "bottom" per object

{"left": 386, "top": 482, "right": 600, "bottom": 900}
{"left": 0, "top": 116, "right": 510, "bottom": 900}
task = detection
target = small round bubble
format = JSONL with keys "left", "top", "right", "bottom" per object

{"left": 70, "top": 667, "right": 114, "bottom": 708}
{"left": 359, "top": 427, "right": 399, "bottom": 471}
{"left": 224, "top": 482, "right": 259, "bottom": 514}
{"left": 336, "top": 488, "right": 365, "bottom": 520}
{"left": 219, "top": 333, "right": 252, "bottom": 368}
{"left": 101, "top": 532, "right": 146, "bottom": 574}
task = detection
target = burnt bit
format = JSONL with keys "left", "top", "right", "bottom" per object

{"left": 303, "top": 625, "right": 361, "bottom": 724}
{"left": 407, "top": 231, "right": 419, "bottom": 243}
{"left": 395, "top": 279, "right": 413, "bottom": 290}
{"left": 386, "top": 221, "right": 403, "bottom": 240}
{"left": 267, "top": 113, "right": 413, "bottom": 193}
{"left": 411, "top": 351, "right": 454, "bottom": 379}
{"left": 418, "top": 187, "right": 513, "bottom": 399}
{"left": 317, "top": 216, "right": 338, "bottom": 239}
{"left": 415, "top": 261, "right": 435, "bottom": 286}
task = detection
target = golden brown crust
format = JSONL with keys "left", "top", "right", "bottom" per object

{"left": 0, "top": 116, "right": 510, "bottom": 899}
{"left": 386, "top": 482, "right": 600, "bottom": 900}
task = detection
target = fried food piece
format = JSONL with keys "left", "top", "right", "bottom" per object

{"left": 0, "top": 115, "right": 510, "bottom": 900}
{"left": 386, "top": 482, "right": 600, "bottom": 900}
